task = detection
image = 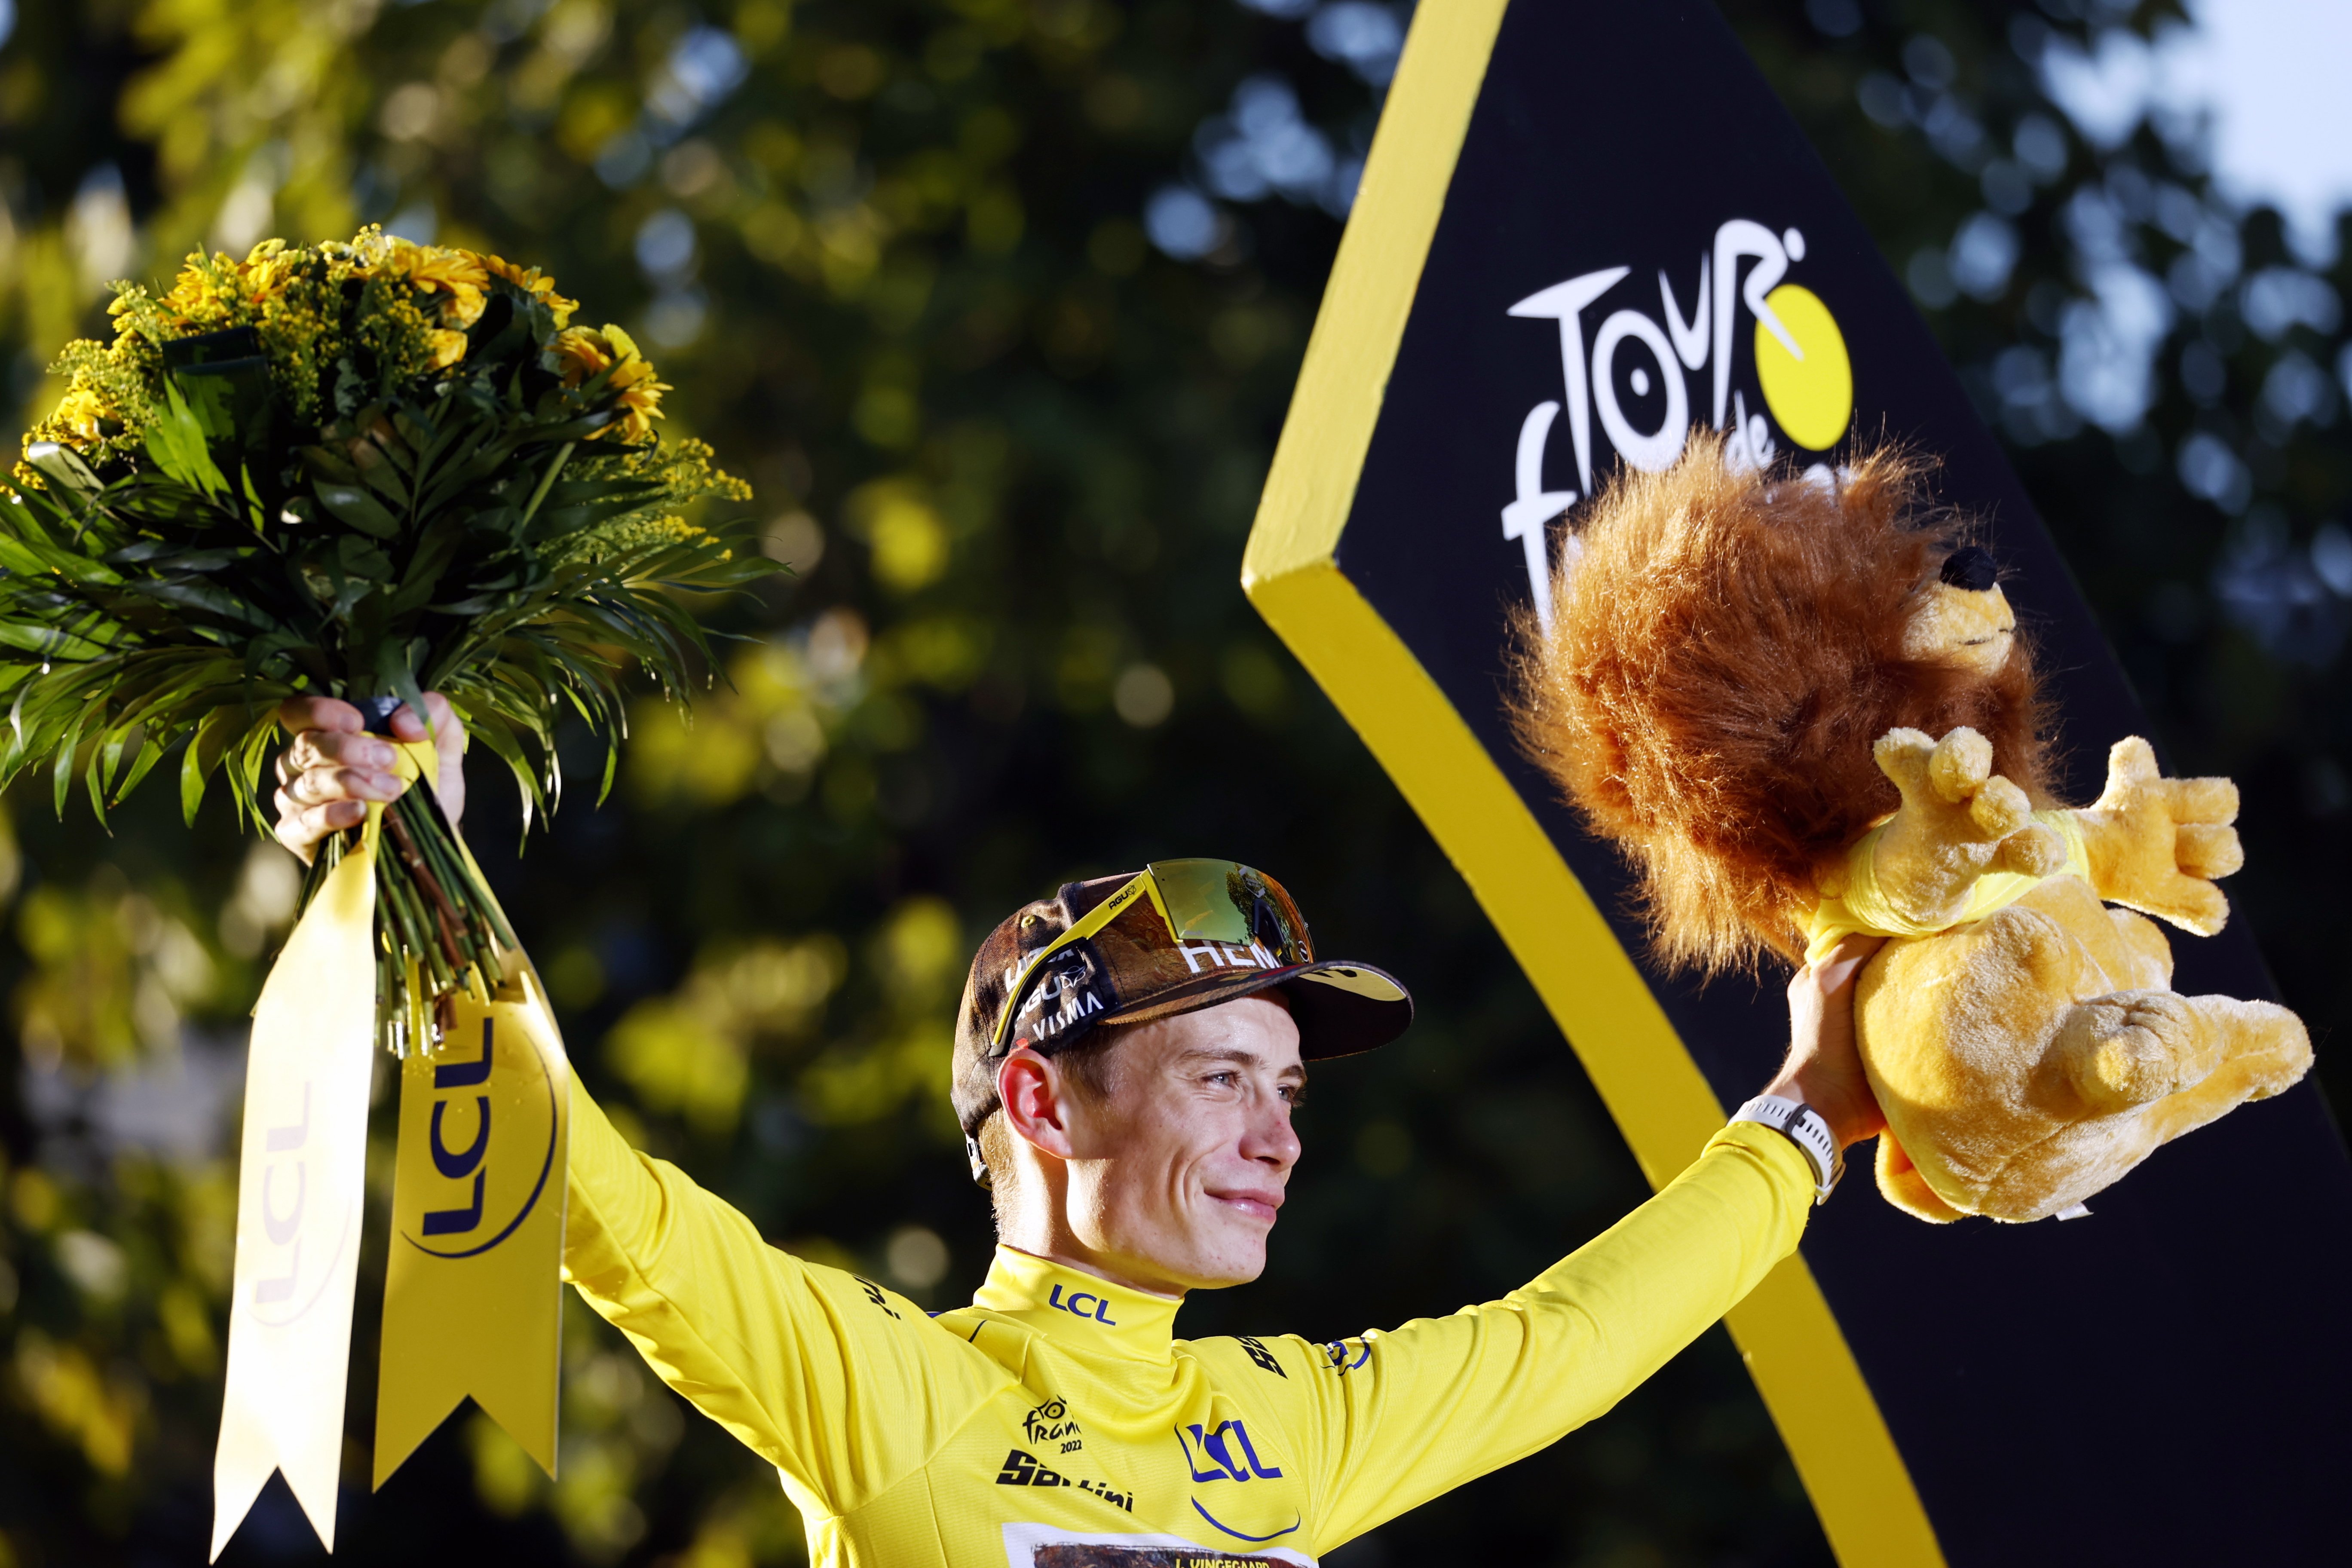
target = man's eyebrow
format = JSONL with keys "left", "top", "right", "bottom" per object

{"left": 1176, "top": 1046, "right": 1261, "bottom": 1066}
{"left": 1176, "top": 1045, "right": 1308, "bottom": 1081}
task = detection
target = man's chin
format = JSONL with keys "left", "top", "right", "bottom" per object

{"left": 1188, "top": 1227, "right": 1271, "bottom": 1289}
{"left": 1178, "top": 1259, "right": 1266, "bottom": 1291}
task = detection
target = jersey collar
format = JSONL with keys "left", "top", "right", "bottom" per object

{"left": 971, "top": 1246, "right": 1181, "bottom": 1363}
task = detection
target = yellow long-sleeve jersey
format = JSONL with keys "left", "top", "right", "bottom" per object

{"left": 561, "top": 1081, "right": 1813, "bottom": 1566}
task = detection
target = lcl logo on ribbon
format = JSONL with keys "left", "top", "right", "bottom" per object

{"left": 373, "top": 976, "right": 571, "bottom": 1491}
{"left": 397, "top": 1013, "right": 560, "bottom": 1259}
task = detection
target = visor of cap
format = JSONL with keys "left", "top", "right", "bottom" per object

{"left": 1098, "top": 957, "right": 1412, "bottom": 1060}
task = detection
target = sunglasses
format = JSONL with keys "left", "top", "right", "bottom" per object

{"left": 987, "top": 858, "right": 1313, "bottom": 1055}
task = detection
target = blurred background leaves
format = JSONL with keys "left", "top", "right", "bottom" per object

{"left": 1, "top": 0, "right": 2346, "bottom": 1563}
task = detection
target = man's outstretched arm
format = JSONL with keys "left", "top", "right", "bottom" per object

{"left": 274, "top": 698, "right": 1012, "bottom": 1516}
{"left": 1294, "top": 941, "right": 1882, "bottom": 1555}
{"left": 560, "top": 1076, "right": 1012, "bottom": 1510}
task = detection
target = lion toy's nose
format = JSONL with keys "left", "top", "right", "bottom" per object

{"left": 1939, "top": 545, "right": 1998, "bottom": 592}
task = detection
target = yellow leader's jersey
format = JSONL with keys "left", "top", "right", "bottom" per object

{"left": 562, "top": 1081, "right": 1813, "bottom": 1567}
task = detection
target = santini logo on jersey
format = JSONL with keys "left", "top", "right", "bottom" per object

{"left": 997, "top": 1448, "right": 1069, "bottom": 1487}
{"left": 995, "top": 1449, "right": 1133, "bottom": 1512}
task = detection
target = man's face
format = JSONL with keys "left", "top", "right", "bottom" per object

{"left": 1057, "top": 995, "right": 1305, "bottom": 1295}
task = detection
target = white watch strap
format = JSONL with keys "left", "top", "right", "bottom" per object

{"left": 1733, "top": 1094, "right": 1844, "bottom": 1206}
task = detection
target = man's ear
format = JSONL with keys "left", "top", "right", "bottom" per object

{"left": 997, "top": 1048, "right": 1076, "bottom": 1161}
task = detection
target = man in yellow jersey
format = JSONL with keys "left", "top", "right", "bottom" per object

{"left": 275, "top": 694, "right": 1883, "bottom": 1568}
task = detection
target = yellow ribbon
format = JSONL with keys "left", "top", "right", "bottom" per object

{"left": 372, "top": 737, "right": 570, "bottom": 1488}
{"left": 213, "top": 732, "right": 570, "bottom": 1557}
{"left": 374, "top": 963, "right": 570, "bottom": 1485}
{"left": 212, "top": 782, "right": 394, "bottom": 1556}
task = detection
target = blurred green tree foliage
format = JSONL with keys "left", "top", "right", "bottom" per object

{"left": 0, "top": 0, "right": 2345, "bottom": 1563}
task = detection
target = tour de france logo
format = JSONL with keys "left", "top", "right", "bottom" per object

{"left": 1501, "top": 215, "right": 1854, "bottom": 631}
{"left": 397, "top": 1007, "right": 561, "bottom": 1259}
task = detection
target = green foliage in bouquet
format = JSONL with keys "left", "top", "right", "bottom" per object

{"left": 2, "top": 228, "right": 772, "bottom": 1048}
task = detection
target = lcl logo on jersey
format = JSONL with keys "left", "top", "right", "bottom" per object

{"left": 1178, "top": 1419, "right": 1284, "bottom": 1483}
{"left": 1047, "top": 1283, "right": 1118, "bottom": 1325}
{"left": 1502, "top": 216, "right": 1855, "bottom": 631}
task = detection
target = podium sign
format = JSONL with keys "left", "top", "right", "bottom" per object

{"left": 1242, "top": 5, "right": 2352, "bottom": 1563}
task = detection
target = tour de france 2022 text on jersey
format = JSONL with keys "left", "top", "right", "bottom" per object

{"left": 561, "top": 1081, "right": 1815, "bottom": 1568}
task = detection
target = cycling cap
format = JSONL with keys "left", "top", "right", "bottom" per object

{"left": 951, "top": 859, "right": 1412, "bottom": 1146}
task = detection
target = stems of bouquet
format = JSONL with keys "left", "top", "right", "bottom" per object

{"left": 295, "top": 704, "right": 517, "bottom": 1057}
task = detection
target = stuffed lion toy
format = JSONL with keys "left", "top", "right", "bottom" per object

{"left": 1515, "top": 435, "right": 2312, "bottom": 1222}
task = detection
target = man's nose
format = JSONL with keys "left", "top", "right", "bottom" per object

{"left": 1243, "top": 1100, "right": 1302, "bottom": 1172}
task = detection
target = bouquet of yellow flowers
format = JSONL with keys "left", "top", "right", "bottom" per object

{"left": 6, "top": 227, "right": 769, "bottom": 1051}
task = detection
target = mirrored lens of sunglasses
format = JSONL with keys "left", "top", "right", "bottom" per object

{"left": 1252, "top": 874, "right": 1312, "bottom": 961}
{"left": 1146, "top": 859, "right": 1311, "bottom": 964}
{"left": 1147, "top": 858, "right": 1254, "bottom": 944}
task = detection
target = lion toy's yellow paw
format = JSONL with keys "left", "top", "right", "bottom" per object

{"left": 2073, "top": 736, "right": 2241, "bottom": 937}
{"left": 1865, "top": 726, "right": 2065, "bottom": 926}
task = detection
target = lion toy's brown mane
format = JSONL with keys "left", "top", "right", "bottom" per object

{"left": 1511, "top": 432, "right": 2051, "bottom": 975}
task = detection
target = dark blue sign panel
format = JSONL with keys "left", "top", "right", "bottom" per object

{"left": 1250, "top": 4, "right": 2352, "bottom": 1562}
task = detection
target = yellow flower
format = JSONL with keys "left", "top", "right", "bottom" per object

{"left": 49, "top": 386, "right": 110, "bottom": 444}
{"left": 427, "top": 328, "right": 470, "bottom": 369}
{"left": 158, "top": 253, "right": 240, "bottom": 328}
{"left": 480, "top": 254, "right": 579, "bottom": 329}
{"left": 552, "top": 325, "right": 670, "bottom": 442}
{"left": 158, "top": 266, "right": 206, "bottom": 322}
{"left": 373, "top": 238, "right": 490, "bottom": 330}
{"left": 606, "top": 368, "right": 668, "bottom": 441}
{"left": 341, "top": 225, "right": 397, "bottom": 269}
{"left": 551, "top": 325, "right": 615, "bottom": 383}
{"left": 236, "top": 240, "right": 301, "bottom": 304}
{"left": 554, "top": 512, "right": 716, "bottom": 568}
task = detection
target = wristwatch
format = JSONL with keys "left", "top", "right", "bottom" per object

{"left": 1733, "top": 1095, "right": 1844, "bottom": 1206}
